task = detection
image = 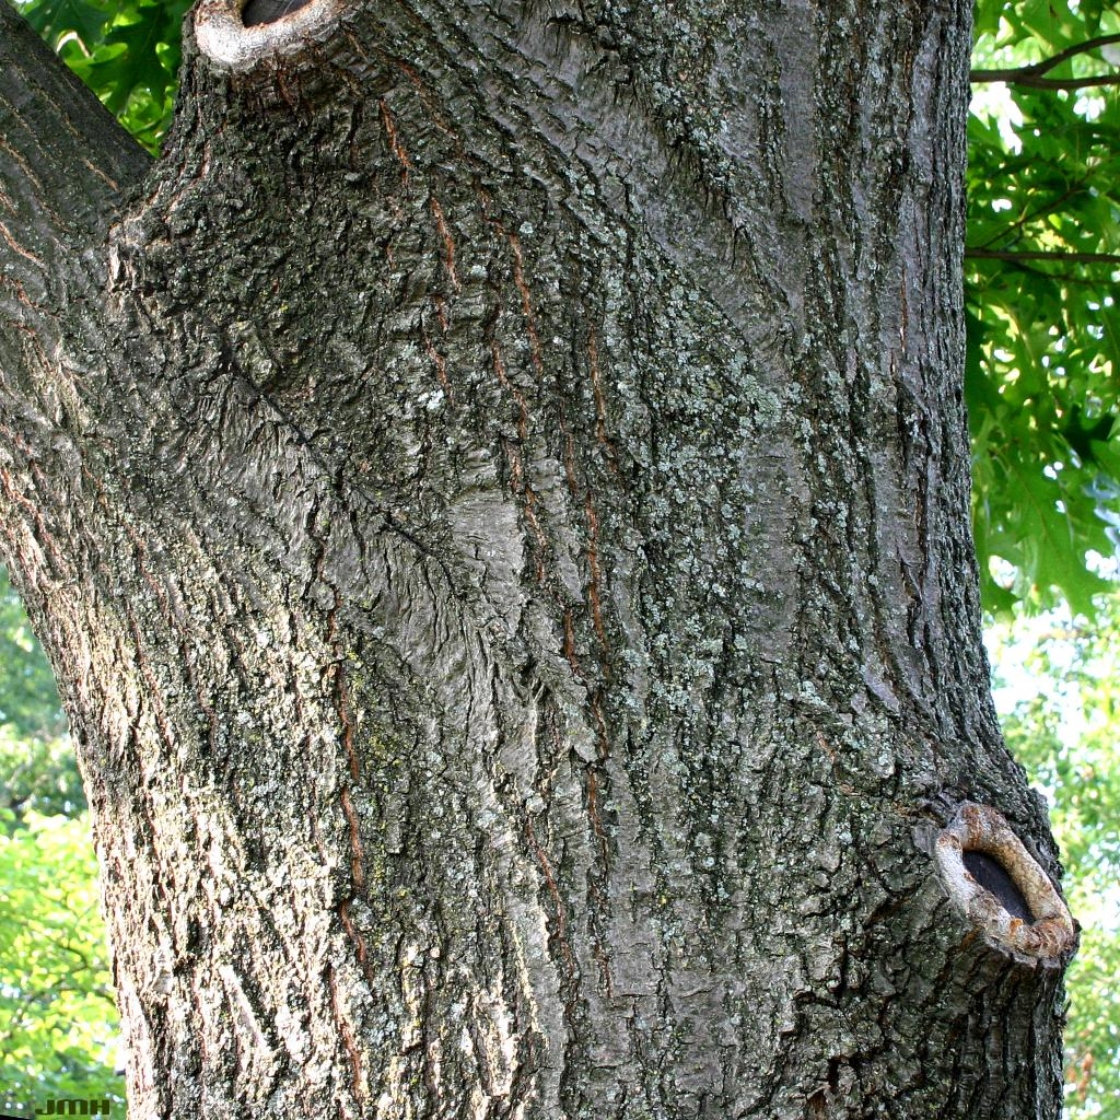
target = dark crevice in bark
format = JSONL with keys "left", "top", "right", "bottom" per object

{"left": 242, "top": 0, "right": 317, "bottom": 27}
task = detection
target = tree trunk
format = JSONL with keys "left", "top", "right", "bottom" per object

{"left": 0, "top": 1, "right": 1077, "bottom": 1117}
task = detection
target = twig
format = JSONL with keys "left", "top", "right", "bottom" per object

{"left": 971, "top": 32, "right": 1120, "bottom": 88}
{"left": 965, "top": 247, "right": 1120, "bottom": 266}
{"left": 979, "top": 75, "right": 1119, "bottom": 91}
{"left": 975, "top": 185, "right": 1084, "bottom": 252}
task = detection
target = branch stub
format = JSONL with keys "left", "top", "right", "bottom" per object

{"left": 934, "top": 802, "right": 1076, "bottom": 966}
{"left": 194, "top": 0, "right": 344, "bottom": 70}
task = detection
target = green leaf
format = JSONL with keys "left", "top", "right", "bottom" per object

{"left": 15, "top": 0, "right": 112, "bottom": 46}
{"left": 0, "top": 814, "right": 125, "bottom": 1114}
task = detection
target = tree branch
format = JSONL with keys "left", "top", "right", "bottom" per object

{"left": 0, "top": 3, "right": 152, "bottom": 562}
{"left": 970, "top": 32, "right": 1120, "bottom": 87}
{"left": 965, "top": 246, "right": 1120, "bottom": 266}
{"left": 978, "top": 74, "right": 1119, "bottom": 91}
{"left": 0, "top": 2, "right": 150, "bottom": 275}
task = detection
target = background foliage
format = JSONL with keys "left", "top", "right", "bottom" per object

{"left": 966, "top": 7, "right": 1120, "bottom": 1097}
{"left": 10, "top": 0, "right": 193, "bottom": 154}
{"left": 0, "top": 0, "right": 1118, "bottom": 1115}
{"left": 968, "top": 0, "right": 1120, "bottom": 614}
{"left": 989, "top": 601, "right": 1120, "bottom": 1118}
{"left": 0, "top": 568, "right": 124, "bottom": 1115}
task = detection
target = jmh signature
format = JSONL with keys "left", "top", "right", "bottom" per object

{"left": 35, "top": 1103, "right": 111, "bottom": 1117}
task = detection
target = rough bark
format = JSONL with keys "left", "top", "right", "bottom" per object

{"left": 0, "top": 1, "right": 1076, "bottom": 1118}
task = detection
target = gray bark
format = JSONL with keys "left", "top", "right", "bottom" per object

{"left": 0, "top": 1, "right": 1075, "bottom": 1117}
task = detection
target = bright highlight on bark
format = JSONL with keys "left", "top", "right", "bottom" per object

{"left": 194, "top": 0, "right": 344, "bottom": 69}
{"left": 935, "top": 802, "right": 1077, "bottom": 966}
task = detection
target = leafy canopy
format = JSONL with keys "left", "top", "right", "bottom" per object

{"left": 968, "top": 0, "right": 1120, "bottom": 615}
